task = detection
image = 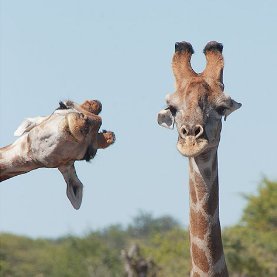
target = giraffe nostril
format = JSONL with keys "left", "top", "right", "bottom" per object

{"left": 180, "top": 126, "right": 190, "bottom": 138}
{"left": 180, "top": 125, "right": 204, "bottom": 139}
{"left": 195, "top": 125, "right": 204, "bottom": 138}
{"left": 180, "top": 126, "right": 189, "bottom": 138}
{"left": 195, "top": 127, "right": 201, "bottom": 136}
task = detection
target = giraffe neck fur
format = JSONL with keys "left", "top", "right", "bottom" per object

{"left": 0, "top": 135, "right": 39, "bottom": 181}
{"left": 188, "top": 148, "right": 228, "bottom": 277}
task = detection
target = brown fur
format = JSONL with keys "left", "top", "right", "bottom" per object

{"left": 172, "top": 51, "right": 197, "bottom": 88}
{"left": 159, "top": 41, "right": 236, "bottom": 276}
{"left": 202, "top": 41, "right": 224, "bottom": 84}
{"left": 96, "top": 132, "right": 115, "bottom": 149}
{"left": 173, "top": 41, "right": 223, "bottom": 91}
{"left": 189, "top": 178, "right": 197, "bottom": 204}
{"left": 80, "top": 100, "right": 102, "bottom": 115}
{"left": 194, "top": 173, "right": 207, "bottom": 201}
{"left": 190, "top": 209, "right": 208, "bottom": 240}
{"left": 191, "top": 243, "right": 210, "bottom": 273}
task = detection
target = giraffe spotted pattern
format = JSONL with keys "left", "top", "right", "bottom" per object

{"left": 158, "top": 41, "right": 241, "bottom": 276}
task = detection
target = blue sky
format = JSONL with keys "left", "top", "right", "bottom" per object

{"left": 1, "top": 0, "right": 276, "bottom": 238}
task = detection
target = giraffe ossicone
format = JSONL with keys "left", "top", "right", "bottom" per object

{"left": 158, "top": 41, "right": 241, "bottom": 276}
{"left": 0, "top": 99, "right": 115, "bottom": 210}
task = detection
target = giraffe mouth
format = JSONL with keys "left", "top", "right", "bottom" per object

{"left": 177, "top": 136, "right": 208, "bottom": 157}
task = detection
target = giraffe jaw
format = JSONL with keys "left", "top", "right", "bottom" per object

{"left": 177, "top": 136, "right": 208, "bottom": 157}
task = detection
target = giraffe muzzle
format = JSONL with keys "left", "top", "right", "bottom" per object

{"left": 177, "top": 135, "right": 208, "bottom": 158}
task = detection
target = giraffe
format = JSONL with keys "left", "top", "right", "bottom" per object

{"left": 157, "top": 41, "right": 241, "bottom": 276}
{"left": 0, "top": 99, "right": 115, "bottom": 209}
{"left": 121, "top": 244, "right": 158, "bottom": 277}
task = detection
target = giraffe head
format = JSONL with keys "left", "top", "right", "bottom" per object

{"left": 158, "top": 41, "right": 241, "bottom": 157}
{"left": 6, "top": 99, "right": 115, "bottom": 209}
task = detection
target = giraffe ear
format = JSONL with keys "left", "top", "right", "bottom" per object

{"left": 224, "top": 99, "right": 242, "bottom": 121}
{"left": 157, "top": 109, "right": 175, "bottom": 129}
{"left": 58, "top": 164, "right": 83, "bottom": 210}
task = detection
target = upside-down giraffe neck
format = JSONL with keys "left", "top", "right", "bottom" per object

{"left": 0, "top": 135, "right": 39, "bottom": 181}
{"left": 188, "top": 148, "right": 228, "bottom": 277}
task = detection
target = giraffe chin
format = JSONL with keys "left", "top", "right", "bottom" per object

{"left": 177, "top": 137, "right": 208, "bottom": 157}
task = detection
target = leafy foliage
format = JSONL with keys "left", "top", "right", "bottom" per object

{"left": 0, "top": 179, "right": 276, "bottom": 276}
{"left": 242, "top": 178, "right": 277, "bottom": 231}
{"left": 224, "top": 179, "right": 277, "bottom": 277}
{"left": 140, "top": 228, "right": 190, "bottom": 277}
{"left": 127, "top": 211, "right": 180, "bottom": 238}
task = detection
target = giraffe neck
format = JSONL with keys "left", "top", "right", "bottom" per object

{"left": 188, "top": 148, "right": 228, "bottom": 277}
{"left": 0, "top": 135, "right": 39, "bottom": 181}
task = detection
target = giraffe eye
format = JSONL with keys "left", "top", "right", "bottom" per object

{"left": 168, "top": 105, "right": 177, "bottom": 116}
{"left": 215, "top": 106, "right": 227, "bottom": 116}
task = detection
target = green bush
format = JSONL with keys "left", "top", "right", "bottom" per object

{"left": 0, "top": 179, "right": 276, "bottom": 276}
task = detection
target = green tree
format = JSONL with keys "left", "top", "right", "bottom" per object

{"left": 127, "top": 211, "right": 180, "bottom": 238}
{"left": 242, "top": 178, "right": 277, "bottom": 231}
{"left": 224, "top": 179, "right": 277, "bottom": 276}
{"left": 1, "top": 180, "right": 276, "bottom": 277}
{"left": 141, "top": 228, "right": 190, "bottom": 277}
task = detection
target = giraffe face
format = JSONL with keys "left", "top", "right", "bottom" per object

{"left": 160, "top": 79, "right": 241, "bottom": 157}
{"left": 157, "top": 41, "right": 241, "bottom": 157}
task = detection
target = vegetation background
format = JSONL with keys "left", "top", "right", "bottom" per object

{"left": 1, "top": 179, "right": 276, "bottom": 276}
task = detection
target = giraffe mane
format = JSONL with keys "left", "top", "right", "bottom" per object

{"left": 57, "top": 100, "right": 74, "bottom": 110}
{"left": 82, "top": 145, "right": 97, "bottom": 162}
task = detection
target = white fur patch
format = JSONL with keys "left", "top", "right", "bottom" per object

{"left": 14, "top": 116, "right": 47, "bottom": 136}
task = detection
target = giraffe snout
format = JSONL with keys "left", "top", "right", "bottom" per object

{"left": 179, "top": 124, "right": 204, "bottom": 139}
